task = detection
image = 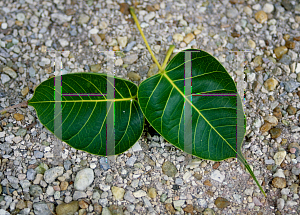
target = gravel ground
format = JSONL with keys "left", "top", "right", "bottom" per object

{"left": 0, "top": 0, "right": 300, "bottom": 214}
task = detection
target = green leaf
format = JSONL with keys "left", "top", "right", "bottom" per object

{"left": 137, "top": 49, "right": 266, "bottom": 196}
{"left": 28, "top": 73, "right": 144, "bottom": 156}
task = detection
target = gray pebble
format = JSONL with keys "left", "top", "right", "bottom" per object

{"left": 28, "top": 67, "right": 36, "bottom": 77}
{"left": 44, "top": 166, "right": 64, "bottom": 184}
{"left": 126, "top": 155, "right": 137, "bottom": 167}
{"left": 16, "top": 13, "right": 25, "bottom": 21}
{"left": 283, "top": 81, "right": 300, "bottom": 92}
{"left": 279, "top": 54, "right": 291, "bottom": 65}
{"left": 99, "top": 157, "right": 110, "bottom": 170}
{"left": 227, "top": 8, "right": 239, "bottom": 18}
{"left": 124, "top": 41, "right": 136, "bottom": 52}
{"left": 64, "top": 160, "right": 72, "bottom": 170}
{"left": 29, "top": 185, "right": 43, "bottom": 197}
{"left": 0, "top": 48, "right": 10, "bottom": 58}
{"left": 20, "top": 180, "right": 31, "bottom": 191}
{"left": 175, "top": 178, "right": 183, "bottom": 185}
{"left": 27, "top": 168, "right": 36, "bottom": 180}
{"left": 33, "top": 202, "right": 54, "bottom": 215}
{"left": 291, "top": 166, "right": 300, "bottom": 175}
{"left": 73, "top": 191, "right": 87, "bottom": 200}
{"left": 34, "top": 151, "right": 44, "bottom": 158}
{"left": 123, "top": 54, "right": 138, "bottom": 64}
{"left": 1, "top": 74, "right": 10, "bottom": 84}
{"left": 29, "top": 15, "right": 39, "bottom": 28}
{"left": 124, "top": 191, "right": 136, "bottom": 203}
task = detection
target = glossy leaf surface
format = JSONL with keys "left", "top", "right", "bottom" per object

{"left": 28, "top": 73, "right": 144, "bottom": 156}
{"left": 138, "top": 49, "right": 265, "bottom": 196}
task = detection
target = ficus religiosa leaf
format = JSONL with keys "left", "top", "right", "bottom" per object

{"left": 28, "top": 73, "right": 144, "bottom": 156}
{"left": 137, "top": 49, "right": 265, "bottom": 196}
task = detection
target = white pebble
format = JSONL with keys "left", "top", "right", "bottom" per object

{"left": 1, "top": 23, "right": 7, "bottom": 29}
{"left": 263, "top": 3, "right": 274, "bottom": 13}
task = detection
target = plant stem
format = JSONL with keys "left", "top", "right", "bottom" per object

{"left": 0, "top": 101, "right": 28, "bottom": 114}
{"left": 161, "top": 45, "right": 175, "bottom": 71}
{"left": 129, "top": 7, "right": 162, "bottom": 71}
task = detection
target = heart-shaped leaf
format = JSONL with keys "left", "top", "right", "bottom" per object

{"left": 28, "top": 73, "right": 144, "bottom": 156}
{"left": 138, "top": 49, "right": 265, "bottom": 196}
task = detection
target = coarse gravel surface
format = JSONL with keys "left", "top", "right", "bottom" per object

{"left": 0, "top": 0, "right": 300, "bottom": 215}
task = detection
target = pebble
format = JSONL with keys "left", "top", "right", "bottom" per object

{"left": 279, "top": 54, "right": 291, "bottom": 65}
{"left": 29, "top": 15, "right": 39, "bottom": 27}
{"left": 173, "top": 33, "right": 184, "bottom": 42}
{"left": 29, "top": 185, "right": 43, "bottom": 197}
{"left": 74, "top": 168, "right": 94, "bottom": 191}
{"left": 124, "top": 191, "right": 136, "bottom": 203}
{"left": 73, "top": 191, "right": 87, "bottom": 200}
{"left": 35, "top": 163, "right": 49, "bottom": 174}
{"left": 99, "top": 21, "right": 108, "bottom": 29}
{"left": 111, "top": 186, "right": 125, "bottom": 200}
{"left": 162, "top": 160, "right": 178, "bottom": 178}
{"left": 248, "top": 39, "right": 256, "bottom": 49}
{"left": 244, "top": 6, "right": 253, "bottom": 15}
{"left": 117, "top": 36, "right": 128, "bottom": 49}
{"left": 13, "top": 113, "right": 24, "bottom": 121}
{"left": 123, "top": 54, "right": 138, "bottom": 64}
{"left": 78, "top": 14, "right": 90, "bottom": 24}
{"left": 1, "top": 23, "right": 8, "bottom": 30}
{"left": 90, "top": 64, "right": 101, "bottom": 72}
{"left": 94, "top": 203, "right": 102, "bottom": 214}
{"left": 292, "top": 166, "right": 300, "bottom": 175}
{"left": 203, "top": 208, "right": 215, "bottom": 215}
{"left": 284, "top": 81, "right": 300, "bottom": 92}
{"left": 263, "top": 3, "right": 274, "bottom": 13}
{"left": 133, "top": 190, "right": 147, "bottom": 198}
{"left": 91, "top": 34, "right": 102, "bottom": 45}
{"left": 264, "top": 78, "right": 278, "bottom": 91}
{"left": 21, "top": 87, "right": 29, "bottom": 96}
{"left": 1, "top": 74, "right": 10, "bottom": 84}
{"left": 214, "top": 197, "right": 230, "bottom": 209}
{"left": 44, "top": 166, "right": 64, "bottom": 184}
{"left": 286, "top": 41, "right": 295, "bottom": 49}
{"left": 127, "top": 72, "right": 141, "bottom": 81}
{"left": 3, "top": 67, "right": 17, "bottom": 78}
{"left": 147, "top": 187, "right": 157, "bottom": 199}
{"left": 26, "top": 169, "right": 36, "bottom": 182}
{"left": 165, "top": 203, "right": 176, "bottom": 214}
{"left": 287, "top": 105, "right": 297, "bottom": 115}
{"left": 59, "top": 39, "right": 69, "bottom": 47}
{"left": 270, "top": 128, "right": 282, "bottom": 139}
{"left": 273, "top": 151, "right": 286, "bottom": 165}
{"left": 126, "top": 155, "right": 137, "bottom": 166}
{"left": 264, "top": 115, "right": 278, "bottom": 126}
{"left": 124, "top": 41, "right": 136, "bottom": 52}
{"left": 227, "top": 8, "right": 239, "bottom": 18}
{"left": 183, "top": 33, "right": 195, "bottom": 44}
{"left": 56, "top": 201, "right": 79, "bottom": 215}
{"left": 33, "top": 202, "right": 54, "bottom": 215}
{"left": 210, "top": 170, "right": 225, "bottom": 183}
{"left": 255, "top": 11, "right": 268, "bottom": 23}
{"left": 272, "top": 177, "right": 286, "bottom": 188}
{"left": 274, "top": 46, "right": 288, "bottom": 59}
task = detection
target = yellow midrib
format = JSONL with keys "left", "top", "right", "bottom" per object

{"left": 162, "top": 72, "right": 238, "bottom": 154}
{"left": 29, "top": 98, "right": 134, "bottom": 104}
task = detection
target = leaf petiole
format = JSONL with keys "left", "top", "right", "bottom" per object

{"left": 129, "top": 7, "right": 162, "bottom": 71}
{"left": 161, "top": 45, "right": 175, "bottom": 72}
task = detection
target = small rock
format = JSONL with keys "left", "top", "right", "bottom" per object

{"left": 173, "top": 33, "right": 184, "bottom": 42}
{"left": 261, "top": 123, "right": 272, "bottom": 133}
{"left": 274, "top": 46, "right": 288, "bottom": 59}
{"left": 279, "top": 54, "right": 291, "bottom": 65}
{"left": 14, "top": 113, "right": 24, "bottom": 121}
{"left": 17, "top": 13, "right": 26, "bottom": 22}
{"left": 91, "top": 34, "right": 102, "bottom": 45}
{"left": 35, "top": 163, "right": 49, "bottom": 174}
{"left": 78, "top": 14, "right": 90, "bottom": 24}
{"left": 272, "top": 177, "right": 286, "bottom": 188}
{"left": 210, "top": 170, "right": 225, "bottom": 183}
{"left": 59, "top": 39, "right": 69, "bottom": 47}
{"left": 21, "top": 87, "right": 29, "bottom": 96}
{"left": 127, "top": 72, "right": 141, "bottom": 81}
{"left": 1, "top": 74, "right": 10, "bottom": 84}
{"left": 60, "top": 181, "right": 68, "bottom": 191}
{"left": 248, "top": 39, "right": 256, "bottom": 49}
{"left": 264, "top": 78, "right": 278, "bottom": 91}
{"left": 277, "top": 198, "right": 284, "bottom": 210}
{"left": 74, "top": 168, "right": 94, "bottom": 191}
{"left": 183, "top": 33, "right": 195, "bottom": 44}
{"left": 29, "top": 185, "right": 43, "bottom": 197}
{"left": 133, "top": 190, "right": 147, "bottom": 198}
{"left": 44, "top": 166, "right": 64, "bottom": 184}
{"left": 117, "top": 36, "right": 128, "bottom": 49}
{"left": 3, "top": 67, "right": 17, "bottom": 78}
{"left": 124, "top": 41, "right": 136, "bottom": 52}
{"left": 274, "top": 151, "right": 286, "bottom": 165}
{"left": 244, "top": 6, "right": 253, "bottom": 15}
{"left": 214, "top": 197, "right": 230, "bottom": 209}
{"left": 203, "top": 208, "right": 215, "bottom": 215}
{"left": 33, "top": 202, "right": 54, "bottom": 215}
{"left": 281, "top": 0, "right": 293, "bottom": 11}
{"left": 147, "top": 64, "right": 159, "bottom": 77}
{"left": 90, "top": 64, "right": 101, "bottom": 72}
{"left": 290, "top": 184, "right": 298, "bottom": 194}
{"left": 99, "top": 21, "right": 108, "bottom": 29}
{"left": 123, "top": 54, "right": 138, "bottom": 64}
{"left": 286, "top": 41, "right": 295, "bottom": 49}
{"left": 287, "top": 105, "right": 297, "bottom": 115}
{"left": 165, "top": 203, "right": 176, "bottom": 214}
{"left": 183, "top": 204, "right": 194, "bottom": 214}
{"left": 94, "top": 203, "right": 102, "bottom": 214}
{"left": 255, "top": 11, "right": 268, "bottom": 23}
{"left": 109, "top": 204, "right": 124, "bottom": 215}
{"left": 73, "top": 191, "right": 87, "bottom": 200}
{"left": 264, "top": 115, "right": 278, "bottom": 126}
{"left": 162, "top": 160, "right": 178, "bottom": 178}
{"left": 284, "top": 81, "right": 300, "bottom": 92}
{"left": 16, "top": 199, "right": 26, "bottom": 210}
{"left": 89, "top": 28, "right": 99, "bottom": 34}
{"left": 227, "top": 8, "right": 239, "bottom": 18}
{"left": 270, "top": 128, "right": 282, "bottom": 138}
{"left": 111, "top": 186, "right": 125, "bottom": 200}
{"left": 148, "top": 187, "right": 157, "bottom": 199}
{"left": 56, "top": 201, "right": 79, "bottom": 215}
{"left": 263, "top": 3, "right": 274, "bottom": 13}
{"left": 204, "top": 180, "right": 212, "bottom": 186}
{"left": 78, "top": 200, "right": 88, "bottom": 209}
{"left": 29, "top": 15, "right": 39, "bottom": 27}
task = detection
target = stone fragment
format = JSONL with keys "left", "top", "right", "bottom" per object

{"left": 272, "top": 177, "right": 286, "bottom": 188}
{"left": 162, "top": 160, "right": 178, "bottom": 178}
{"left": 255, "top": 11, "right": 268, "bottom": 23}
{"left": 273, "top": 151, "right": 286, "bottom": 165}
{"left": 183, "top": 33, "right": 195, "bottom": 44}
{"left": 3, "top": 67, "right": 17, "bottom": 78}
{"left": 33, "top": 202, "right": 54, "bottom": 215}
{"left": 117, "top": 36, "right": 128, "bottom": 49}
{"left": 264, "top": 78, "right": 278, "bottom": 91}
{"left": 270, "top": 128, "right": 282, "bottom": 138}
{"left": 123, "top": 54, "right": 138, "bottom": 64}
{"left": 90, "top": 64, "right": 101, "bottom": 72}
{"left": 133, "top": 190, "right": 147, "bottom": 198}
{"left": 214, "top": 197, "right": 230, "bottom": 209}
{"left": 78, "top": 14, "right": 90, "bottom": 24}
{"left": 147, "top": 187, "right": 157, "bottom": 199}
{"left": 74, "top": 168, "right": 94, "bottom": 191}
{"left": 147, "top": 64, "right": 159, "bottom": 78}
{"left": 274, "top": 46, "right": 288, "bottom": 59}
{"left": 248, "top": 39, "right": 256, "bottom": 49}
{"left": 91, "top": 34, "right": 101, "bottom": 45}
{"left": 111, "top": 186, "right": 125, "bottom": 200}
{"left": 287, "top": 105, "right": 297, "bottom": 115}
{"left": 56, "top": 201, "right": 79, "bottom": 215}
{"left": 263, "top": 3, "right": 274, "bottom": 13}
{"left": 264, "top": 115, "right": 278, "bottom": 126}
{"left": 44, "top": 167, "right": 64, "bottom": 184}
{"left": 173, "top": 33, "right": 184, "bottom": 42}
{"left": 14, "top": 113, "right": 24, "bottom": 121}
{"left": 127, "top": 72, "right": 141, "bottom": 81}
{"left": 286, "top": 41, "right": 295, "bottom": 49}
{"left": 165, "top": 203, "right": 176, "bottom": 214}
{"left": 210, "top": 170, "right": 225, "bottom": 183}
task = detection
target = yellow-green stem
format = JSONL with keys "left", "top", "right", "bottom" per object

{"left": 161, "top": 45, "right": 175, "bottom": 72}
{"left": 129, "top": 7, "right": 162, "bottom": 71}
